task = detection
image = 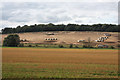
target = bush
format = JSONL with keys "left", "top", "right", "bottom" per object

{"left": 28, "top": 44, "right": 32, "bottom": 47}
{"left": 3, "top": 34, "right": 20, "bottom": 47}
{"left": 75, "top": 45, "right": 79, "bottom": 48}
{"left": 117, "top": 44, "right": 120, "bottom": 48}
{"left": 59, "top": 45, "right": 64, "bottom": 48}
{"left": 82, "top": 45, "right": 93, "bottom": 48}
{"left": 18, "top": 43, "right": 24, "bottom": 47}
{"left": 69, "top": 44, "right": 73, "bottom": 48}
{"left": 83, "top": 45, "right": 87, "bottom": 48}
{"left": 110, "top": 46, "right": 115, "bottom": 49}
{"left": 35, "top": 44, "right": 38, "bottom": 47}
{"left": 24, "top": 39, "right": 27, "bottom": 42}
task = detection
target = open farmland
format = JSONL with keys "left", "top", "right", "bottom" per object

{"left": 2, "top": 48, "right": 118, "bottom": 78}
{"left": 2, "top": 31, "right": 118, "bottom": 46}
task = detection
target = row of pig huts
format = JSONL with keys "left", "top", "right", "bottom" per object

{"left": 95, "top": 33, "right": 111, "bottom": 42}
{"left": 95, "top": 36, "right": 108, "bottom": 42}
{"left": 78, "top": 33, "right": 111, "bottom": 43}
{"left": 45, "top": 38, "right": 57, "bottom": 42}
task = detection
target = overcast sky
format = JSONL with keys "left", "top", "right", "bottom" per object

{"left": 0, "top": 0, "right": 119, "bottom": 30}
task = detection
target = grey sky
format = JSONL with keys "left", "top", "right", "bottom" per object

{"left": 0, "top": 1, "right": 118, "bottom": 30}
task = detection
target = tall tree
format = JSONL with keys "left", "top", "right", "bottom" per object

{"left": 3, "top": 34, "right": 20, "bottom": 47}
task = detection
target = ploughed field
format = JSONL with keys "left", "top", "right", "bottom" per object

{"left": 2, "top": 48, "right": 118, "bottom": 78}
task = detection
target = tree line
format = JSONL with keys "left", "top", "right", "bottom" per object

{"left": 2, "top": 23, "right": 119, "bottom": 34}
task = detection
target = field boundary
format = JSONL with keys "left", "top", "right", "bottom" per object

{"left": 1, "top": 47, "right": 119, "bottom": 50}
{"left": 1, "top": 78, "right": 119, "bottom": 80}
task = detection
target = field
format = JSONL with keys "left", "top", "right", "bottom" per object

{"left": 2, "top": 47, "right": 118, "bottom": 78}
{"left": 2, "top": 31, "right": 118, "bottom": 46}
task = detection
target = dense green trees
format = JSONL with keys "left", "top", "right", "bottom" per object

{"left": 2, "top": 23, "right": 119, "bottom": 34}
{"left": 3, "top": 34, "right": 20, "bottom": 47}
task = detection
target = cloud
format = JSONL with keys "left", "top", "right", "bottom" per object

{"left": 1, "top": 0, "right": 119, "bottom": 2}
{"left": 1, "top": 2, "right": 118, "bottom": 30}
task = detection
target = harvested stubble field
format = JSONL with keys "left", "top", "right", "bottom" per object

{"left": 2, "top": 48, "right": 118, "bottom": 78}
{"left": 2, "top": 31, "right": 118, "bottom": 46}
